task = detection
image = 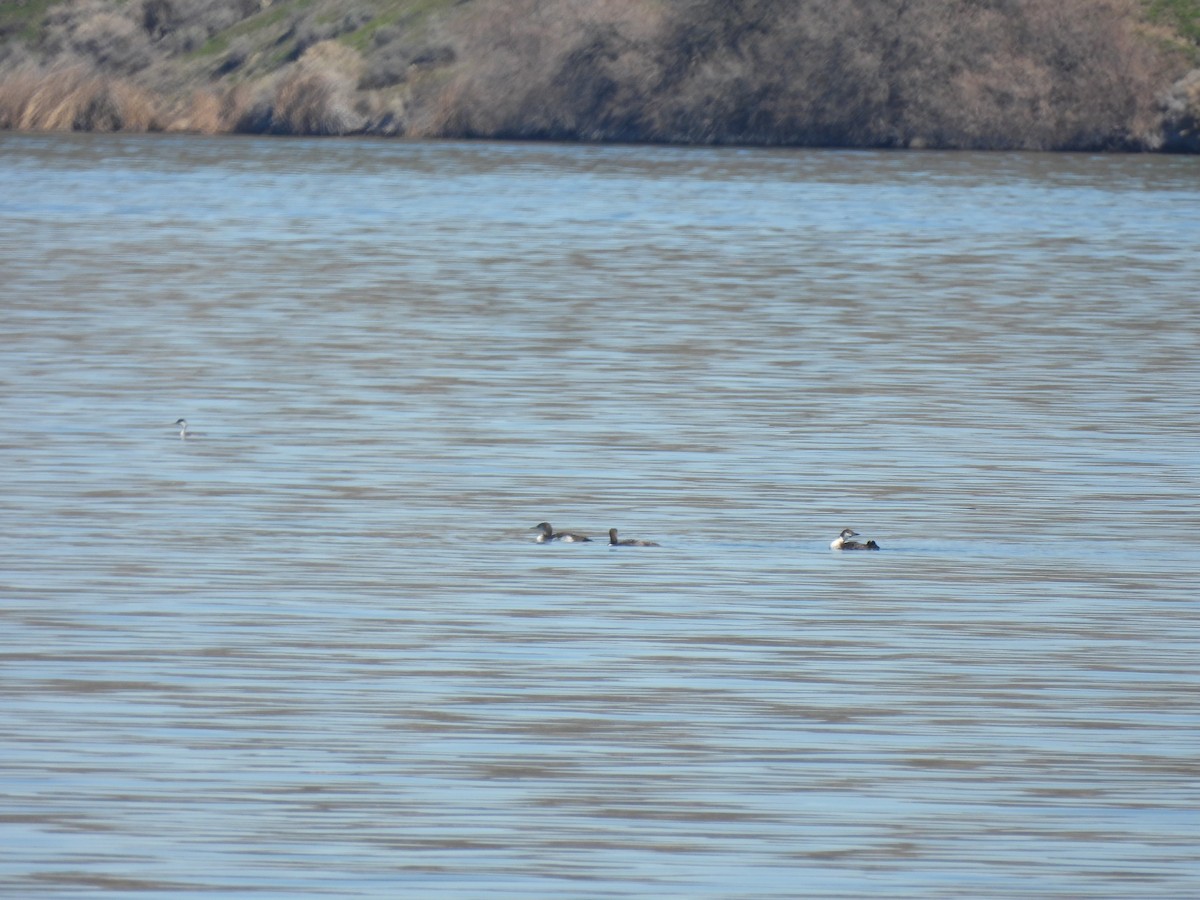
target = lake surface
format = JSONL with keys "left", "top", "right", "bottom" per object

{"left": 1, "top": 133, "right": 1198, "bottom": 898}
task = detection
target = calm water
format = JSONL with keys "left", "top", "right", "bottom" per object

{"left": 1, "top": 133, "right": 1198, "bottom": 898}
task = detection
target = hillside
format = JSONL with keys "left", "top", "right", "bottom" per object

{"left": 1, "top": 0, "right": 1198, "bottom": 151}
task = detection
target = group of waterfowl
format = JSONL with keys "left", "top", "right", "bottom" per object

{"left": 532, "top": 522, "right": 661, "bottom": 547}
{"left": 534, "top": 521, "right": 881, "bottom": 550}
{"left": 173, "top": 420, "right": 880, "bottom": 551}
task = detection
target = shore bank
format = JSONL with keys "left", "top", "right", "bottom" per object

{"left": 2, "top": 0, "right": 1198, "bottom": 152}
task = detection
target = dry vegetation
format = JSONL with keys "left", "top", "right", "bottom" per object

{"left": 0, "top": 0, "right": 1197, "bottom": 150}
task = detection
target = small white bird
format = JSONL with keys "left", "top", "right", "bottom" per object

{"left": 173, "top": 418, "right": 200, "bottom": 440}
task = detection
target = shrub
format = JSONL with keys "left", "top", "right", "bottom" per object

{"left": 74, "top": 76, "right": 158, "bottom": 130}
{"left": 438, "top": 0, "right": 663, "bottom": 140}
{"left": 645, "top": 0, "right": 1176, "bottom": 149}
{"left": 141, "top": 0, "right": 177, "bottom": 41}
{"left": 137, "top": 0, "right": 262, "bottom": 48}
{"left": 266, "top": 41, "right": 365, "bottom": 134}
{"left": 222, "top": 81, "right": 272, "bottom": 132}
{"left": 71, "top": 11, "right": 154, "bottom": 74}
{"left": 359, "top": 42, "right": 411, "bottom": 89}
{"left": 357, "top": 89, "right": 407, "bottom": 135}
{"left": 1161, "top": 67, "right": 1200, "bottom": 150}
{"left": 360, "top": 39, "right": 455, "bottom": 90}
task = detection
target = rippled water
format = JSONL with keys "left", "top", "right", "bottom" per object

{"left": 1, "top": 133, "right": 1198, "bottom": 897}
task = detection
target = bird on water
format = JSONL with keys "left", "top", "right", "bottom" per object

{"left": 532, "top": 522, "right": 591, "bottom": 543}
{"left": 173, "top": 418, "right": 198, "bottom": 440}
{"left": 608, "top": 528, "right": 660, "bottom": 547}
{"left": 830, "top": 528, "right": 880, "bottom": 550}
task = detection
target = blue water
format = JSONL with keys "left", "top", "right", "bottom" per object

{"left": 1, "top": 133, "right": 1198, "bottom": 898}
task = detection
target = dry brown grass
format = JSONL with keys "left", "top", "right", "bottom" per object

{"left": 266, "top": 42, "right": 365, "bottom": 135}
{"left": 0, "top": 64, "right": 161, "bottom": 131}
{"left": 936, "top": 0, "right": 1172, "bottom": 149}
{"left": 161, "top": 89, "right": 225, "bottom": 134}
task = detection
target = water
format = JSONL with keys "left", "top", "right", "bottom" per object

{"left": 1, "top": 133, "right": 1198, "bottom": 898}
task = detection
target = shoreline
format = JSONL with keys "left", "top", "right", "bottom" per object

{"left": 2, "top": 1, "right": 1198, "bottom": 154}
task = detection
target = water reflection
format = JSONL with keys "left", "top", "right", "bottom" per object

{"left": 1, "top": 134, "right": 1198, "bottom": 897}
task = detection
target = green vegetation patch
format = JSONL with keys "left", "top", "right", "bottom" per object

{"left": 1146, "top": 0, "right": 1200, "bottom": 45}
{"left": 195, "top": 0, "right": 318, "bottom": 58}
{"left": 189, "top": 0, "right": 460, "bottom": 70}
{"left": 342, "top": 0, "right": 466, "bottom": 52}
{"left": 0, "top": 0, "right": 58, "bottom": 43}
